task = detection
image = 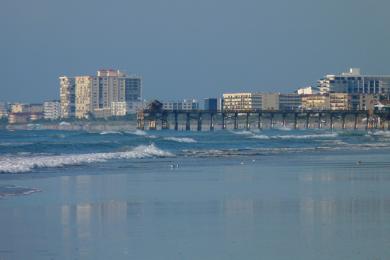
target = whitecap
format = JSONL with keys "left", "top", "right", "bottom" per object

{"left": 100, "top": 131, "right": 123, "bottom": 135}
{"left": 0, "top": 144, "right": 173, "bottom": 174}
{"left": 370, "top": 131, "right": 390, "bottom": 137}
{"left": 251, "top": 134, "right": 270, "bottom": 140}
{"left": 230, "top": 130, "right": 253, "bottom": 135}
{"left": 163, "top": 137, "right": 197, "bottom": 143}
{"left": 272, "top": 133, "right": 338, "bottom": 140}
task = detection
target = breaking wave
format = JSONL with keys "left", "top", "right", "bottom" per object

{"left": 163, "top": 137, "right": 197, "bottom": 143}
{"left": 0, "top": 144, "right": 173, "bottom": 174}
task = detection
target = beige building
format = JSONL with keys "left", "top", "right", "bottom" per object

{"left": 222, "top": 92, "right": 284, "bottom": 111}
{"left": 329, "top": 93, "right": 349, "bottom": 110}
{"left": 75, "top": 76, "right": 96, "bottom": 119}
{"left": 222, "top": 93, "right": 261, "bottom": 111}
{"left": 11, "top": 103, "right": 29, "bottom": 113}
{"left": 301, "top": 94, "right": 330, "bottom": 110}
{"left": 261, "top": 93, "right": 279, "bottom": 110}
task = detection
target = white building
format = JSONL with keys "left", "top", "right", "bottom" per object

{"left": 318, "top": 68, "right": 390, "bottom": 95}
{"left": 43, "top": 101, "right": 61, "bottom": 120}
{"left": 296, "top": 86, "right": 319, "bottom": 95}
{"left": 0, "top": 102, "right": 8, "bottom": 118}
{"left": 163, "top": 99, "right": 199, "bottom": 111}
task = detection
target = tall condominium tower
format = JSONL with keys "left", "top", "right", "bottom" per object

{"left": 59, "top": 76, "right": 76, "bottom": 118}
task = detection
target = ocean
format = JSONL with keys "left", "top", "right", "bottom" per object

{"left": 1, "top": 128, "right": 390, "bottom": 259}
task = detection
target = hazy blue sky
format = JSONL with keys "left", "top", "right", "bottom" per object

{"left": 1, "top": 0, "right": 390, "bottom": 102}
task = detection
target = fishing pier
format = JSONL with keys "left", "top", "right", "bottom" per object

{"left": 137, "top": 106, "right": 390, "bottom": 131}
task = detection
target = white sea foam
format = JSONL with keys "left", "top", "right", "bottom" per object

{"left": 370, "top": 131, "right": 390, "bottom": 137}
{"left": 230, "top": 130, "right": 253, "bottom": 135}
{"left": 163, "top": 137, "right": 197, "bottom": 143}
{"left": 100, "top": 131, "right": 123, "bottom": 135}
{"left": 274, "top": 126, "right": 293, "bottom": 131}
{"left": 125, "top": 130, "right": 148, "bottom": 136}
{"left": 251, "top": 134, "right": 270, "bottom": 140}
{"left": 0, "top": 144, "right": 173, "bottom": 174}
{"left": 272, "top": 133, "right": 338, "bottom": 140}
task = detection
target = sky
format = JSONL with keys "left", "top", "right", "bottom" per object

{"left": 1, "top": 0, "right": 390, "bottom": 102}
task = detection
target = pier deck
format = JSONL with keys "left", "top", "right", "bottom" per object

{"left": 137, "top": 109, "right": 390, "bottom": 131}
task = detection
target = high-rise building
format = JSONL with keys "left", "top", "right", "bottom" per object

{"left": 59, "top": 76, "right": 76, "bottom": 118}
{"left": 318, "top": 68, "right": 390, "bottom": 95}
{"left": 43, "top": 100, "right": 61, "bottom": 120}
{"left": 61, "top": 70, "right": 142, "bottom": 119}
{"left": 75, "top": 76, "right": 96, "bottom": 119}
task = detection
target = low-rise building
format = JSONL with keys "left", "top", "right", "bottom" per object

{"left": 0, "top": 102, "right": 8, "bottom": 119}
{"left": 279, "top": 93, "right": 301, "bottom": 111}
{"left": 8, "top": 113, "right": 29, "bottom": 124}
{"left": 43, "top": 101, "right": 61, "bottom": 120}
{"left": 329, "top": 93, "right": 349, "bottom": 110}
{"left": 163, "top": 99, "right": 199, "bottom": 111}
{"left": 11, "top": 103, "right": 30, "bottom": 113}
{"left": 301, "top": 94, "right": 330, "bottom": 110}
{"left": 222, "top": 93, "right": 261, "bottom": 111}
{"left": 204, "top": 98, "right": 218, "bottom": 112}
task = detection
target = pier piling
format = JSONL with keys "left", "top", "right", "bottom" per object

{"left": 197, "top": 113, "right": 202, "bottom": 131}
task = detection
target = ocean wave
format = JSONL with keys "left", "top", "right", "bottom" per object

{"left": 0, "top": 144, "right": 173, "bottom": 174}
{"left": 163, "top": 137, "right": 197, "bottom": 143}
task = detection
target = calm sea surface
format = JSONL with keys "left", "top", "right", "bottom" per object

{"left": 1, "top": 128, "right": 390, "bottom": 259}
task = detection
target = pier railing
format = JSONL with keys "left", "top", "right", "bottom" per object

{"left": 137, "top": 109, "right": 390, "bottom": 131}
